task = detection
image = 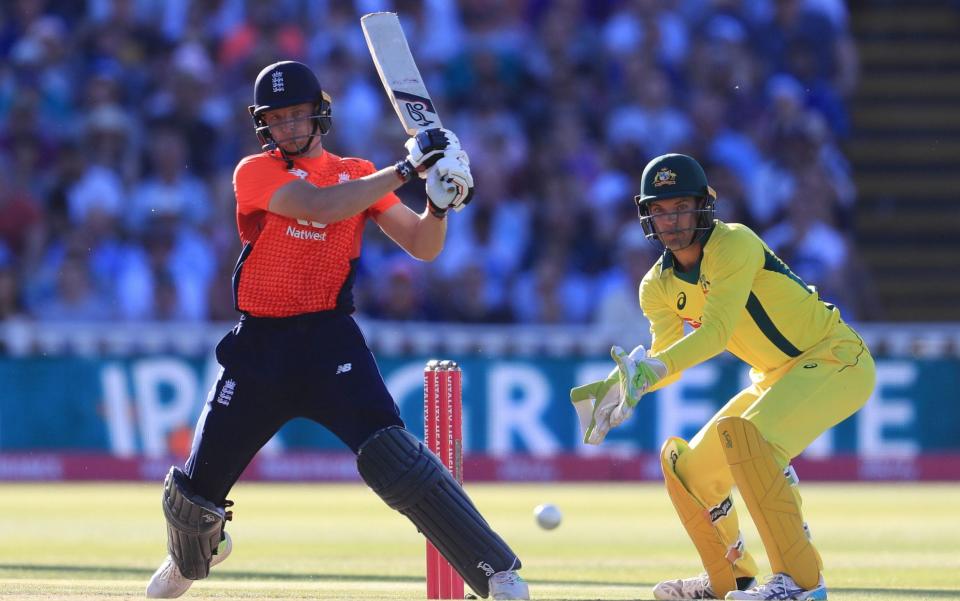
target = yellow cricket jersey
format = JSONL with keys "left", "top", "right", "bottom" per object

{"left": 641, "top": 221, "right": 842, "bottom": 387}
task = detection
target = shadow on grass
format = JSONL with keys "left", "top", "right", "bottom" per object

{"left": 835, "top": 588, "right": 960, "bottom": 598}
{"left": 0, "top": 563, "right": 419, "bottom": 583}
{"left": 3, "top": 566, "right": 957, "bottom": 599}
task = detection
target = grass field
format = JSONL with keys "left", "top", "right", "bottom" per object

{"left": 1, "top": 482, "right": 958, "bottom": 600}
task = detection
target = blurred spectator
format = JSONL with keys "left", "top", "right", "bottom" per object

{"left": 763, "top": 165, "right": 847, "bottom": 288}
{"left": 705, "top": 162, "right": 757, "bottom": 232}
{"left": 367, "top": 260, "right": 433, "bottom": 321}
{"left": 0, "top": 154, "right": 44, "bottom": 264}
{"left": 0, "top": 263, "right": 27, "bottom": 322}
{"left": 440, "top": 260, "right": 514, "bottom": 323}
{"left": 594, "top": 223, "right": 657, "bottom": 345}
{"left": 606, "top": 66, "right": 692, "bottom": 158}
{"left": 128, "top": 124, "right": 211, "bottom": 231}
{"left": 32, "top": 255, "right": 111, "bottom": 321}
{"left": 511, "top": 245, "right": 592, "bottom": 324}
{"left": 0, "top": 0, "right": 867, "bottom": 325}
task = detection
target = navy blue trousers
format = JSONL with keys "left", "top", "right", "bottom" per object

{"left": 184, "top": 311, "right": 403, "bottom": 504}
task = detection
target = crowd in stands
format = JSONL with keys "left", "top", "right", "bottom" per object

{"left": 0, "top": 0, "right": 876, "bottom": 338}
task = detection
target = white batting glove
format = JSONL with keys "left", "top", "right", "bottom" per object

{"left": 425, "top": 150, "right": 474, "bottom": 218}
{"left": 404, "top": 128, "right": 462, "bottom": 176}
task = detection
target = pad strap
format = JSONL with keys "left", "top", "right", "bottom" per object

{"left": 358, "top": 427, "right": 520, "bottom": 598}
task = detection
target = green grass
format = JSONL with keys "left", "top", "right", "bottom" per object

{"left": 1, "top": 482, "right": 958, "bottom": 599}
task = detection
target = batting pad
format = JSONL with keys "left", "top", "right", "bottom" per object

{"left": 717, "top": 417, "right": 821, "bottom": 590}
{"left": 661, "top": 438, "right": 744, "bottom": 598}
{"left": 357, "top": 427, "right": 519, "bottom": 598}
{"left": 162, "top": 466, "right": 227, "bottom": 580}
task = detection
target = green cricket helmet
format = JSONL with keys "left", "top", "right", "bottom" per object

{"left": 634, "top": 153, "right": 718, "bottom": 250}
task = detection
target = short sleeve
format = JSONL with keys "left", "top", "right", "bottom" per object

{"left": 233, "top": 154, "right": 299, "bottom": 214}
{"left": 350, "top": 158, "right": 400, "bottom": 217}
{"left": 368, "top": 191, "right": 401, "bottom": 216}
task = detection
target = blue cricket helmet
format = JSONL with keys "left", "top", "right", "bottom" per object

{"left": 248, "top": 61, "right": 332, "bottom": 156}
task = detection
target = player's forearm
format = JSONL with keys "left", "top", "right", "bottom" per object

{"left": 403, "top": 210, "right": 447, "bottom": 261}
{"left": 656, "top": 323, "right": 729, "bottom": 374}
{"left": 271, "top": 167, "right": 403, "bottom": 224}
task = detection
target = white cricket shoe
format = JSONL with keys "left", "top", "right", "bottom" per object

{"left": 654, "top": 573, "right": 757, "bottom": 600}
{"left": 489, "top": 570, "right": 530, "bottom": 600}
{"left": 725, "top": 573, "right": 827, "bottom": 600}
{"left": 146, "top": 532, "right": 232, "bottom": 598}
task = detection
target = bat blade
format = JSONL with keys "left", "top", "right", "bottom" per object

{"left": 361, "top": 12, "right": 441, "bottom": 135}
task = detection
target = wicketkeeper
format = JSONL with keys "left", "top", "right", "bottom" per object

{"left": 571, "top": 153, "right": 875, "bottom": 600}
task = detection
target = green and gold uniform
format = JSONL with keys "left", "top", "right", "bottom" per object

{"left": 643, "top": 220, "right": 875, "bottom": 590}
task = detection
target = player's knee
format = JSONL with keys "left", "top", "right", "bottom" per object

{"left": 356, "top": 426, "right": 443, "bottom": 511}
{"left": 723, "top": 416, "right": 793, "bottom": 467}
{"left": 666, "top": 436, "right": 735, "bottom": 500}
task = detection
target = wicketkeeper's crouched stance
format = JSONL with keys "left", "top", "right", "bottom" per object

{"left": 146, "top": 60, "right": 527, "bottom": 600}
{"left": 572, "top": 154, "right": 876, "bottom": 601}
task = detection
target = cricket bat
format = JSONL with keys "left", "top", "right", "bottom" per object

{"left": 361, "top": 12, "right": 442, "bottom": 135}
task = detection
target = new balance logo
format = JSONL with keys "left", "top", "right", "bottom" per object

{"left": 477, "top": 561, "right": 495, "bottom": 576}
{"left": 288, "top": 167, "right": 308, "bottom": 179}
{"left": 217, "top": 379, "right": 236, "bottom": 406}
{"left": 336, "top": 363, "right": 352, "bottom": 375}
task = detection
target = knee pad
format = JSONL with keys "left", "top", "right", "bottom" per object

{"left": 661, "top": 437, "right": 743, "bottom": 597}
{"left": 717, "top": 417, "right": 821, "bottom": 589}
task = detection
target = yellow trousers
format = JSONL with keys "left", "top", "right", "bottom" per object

{"left": 674, "top": 321, "right": 876, "bottom": 576}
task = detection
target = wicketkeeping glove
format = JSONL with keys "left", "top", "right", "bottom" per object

{"left": 609, "top": 344, "right": 667, "bottom": 427}
{"left": 570, "top": 365, "right": 622, "bottom": 445}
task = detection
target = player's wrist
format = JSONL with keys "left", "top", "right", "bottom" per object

{"left": 427, "top": 200, "right": 448, "bottom": 219}
{"left": 394, "top": 159, "right": 415, "bottom": 184}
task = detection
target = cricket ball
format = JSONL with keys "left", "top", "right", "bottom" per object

{"left": 534, "top": 503, "right": 562, "bottom": 530}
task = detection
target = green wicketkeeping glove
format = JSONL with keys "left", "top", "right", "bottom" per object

{"left": 609, "top": 344, "right": 668, "bottom": 427}
{"left": 570, "top": 366, "right": 621, "bottom": 445}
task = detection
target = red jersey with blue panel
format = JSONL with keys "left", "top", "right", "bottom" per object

{"left": 232, "top": 150, "right": 400, "bottom": 317}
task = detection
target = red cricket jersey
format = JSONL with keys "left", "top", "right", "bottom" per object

{"left": 231, "top": 150, "right": 400, "bottom": 317}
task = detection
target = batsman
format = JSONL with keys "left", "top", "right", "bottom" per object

{"left": 571, "top": 154, "right": 875, "bottom": 600}
{"left": 145, "top": 60, "right": 527, "bottom": 600}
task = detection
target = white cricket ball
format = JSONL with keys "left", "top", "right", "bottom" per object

{"left": 534, "top": 503, "right": 562, "bottom": 530}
